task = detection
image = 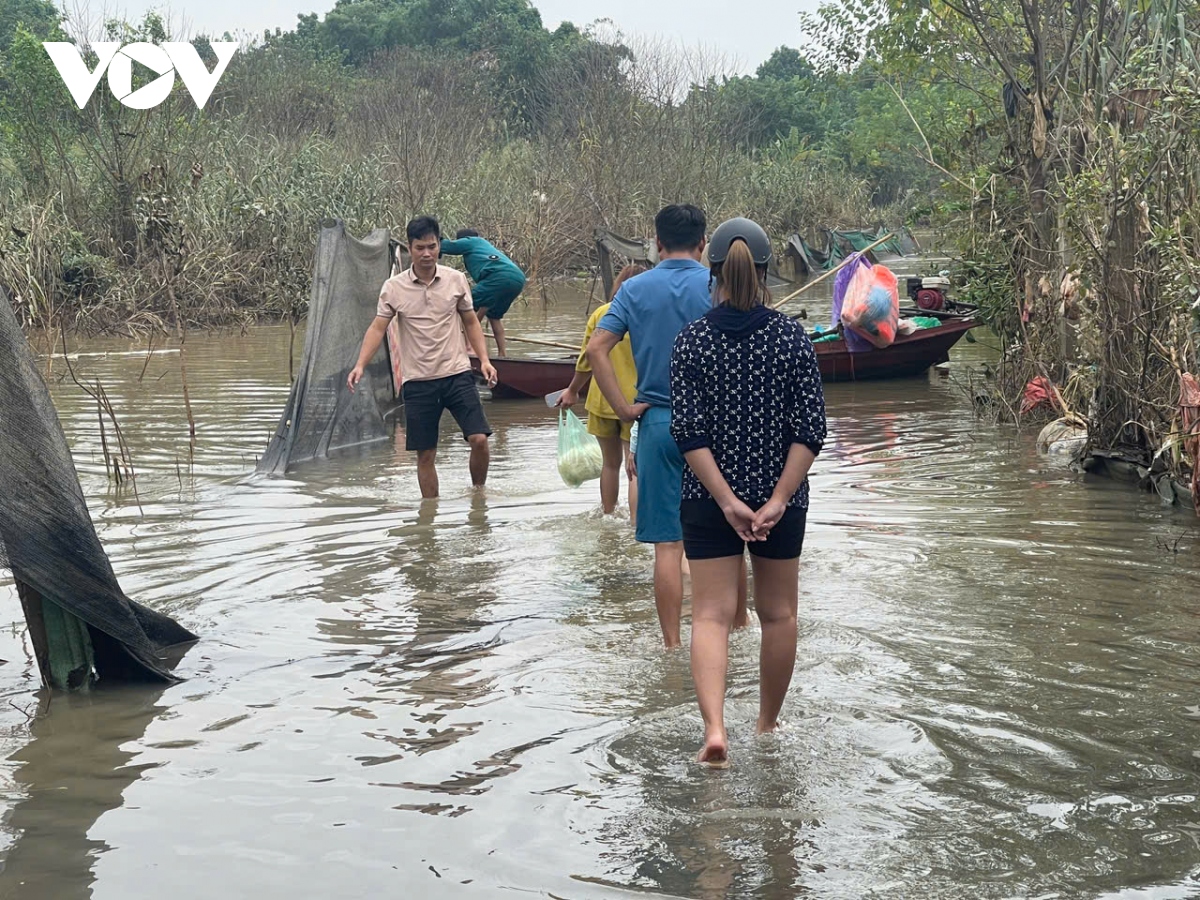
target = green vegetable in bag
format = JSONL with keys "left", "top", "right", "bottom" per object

{"left": 557, "top": 409, "right": 604, "bottom": 487}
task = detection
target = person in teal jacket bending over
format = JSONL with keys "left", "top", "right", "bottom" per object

{"left": 440, "top": 229, "right": 527, "bottom": 357}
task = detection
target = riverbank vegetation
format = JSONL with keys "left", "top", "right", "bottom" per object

{"left": 800, "top": 0, "right": 1199, "bottom": 491}
{"left": 0, "top": 0, "right": 956, "bottom": 333}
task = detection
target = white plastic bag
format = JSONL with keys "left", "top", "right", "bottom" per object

{"left": 557, "top": 409, "right": 604, "bottom": 487}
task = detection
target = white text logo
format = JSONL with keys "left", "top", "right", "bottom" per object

{"left": 42, "top": 42, "right": 238, "bottom": 110}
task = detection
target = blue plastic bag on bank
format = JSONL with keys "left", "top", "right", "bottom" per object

{"left": 557, "top": 409, "right": 604, "bottom": 487}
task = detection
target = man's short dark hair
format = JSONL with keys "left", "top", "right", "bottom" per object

{"left": 407, "top": 216, "right": 441, "bottom": 243}
{"left": 455, "top": 228, "right": 480, "bottom": 239}
{"left": 655, "top": 204, "right": 706, "bottom": 252}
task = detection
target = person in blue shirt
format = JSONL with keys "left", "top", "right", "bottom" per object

{"left": 588, "top": 204, "right": 747, "bottom": 649}
{"left": 439, "top": 229, "right": 527, "bottom": 358}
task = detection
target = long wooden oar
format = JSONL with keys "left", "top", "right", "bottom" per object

{"left": 485, "top": 332, "right": 578, "bottom": 352}
{"left": 769, "top": 232, "right": 896, "bottom": 311}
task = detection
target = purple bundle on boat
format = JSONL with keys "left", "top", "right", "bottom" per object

{"left": 831, "top": 253, "right": 876, "bottom": 353}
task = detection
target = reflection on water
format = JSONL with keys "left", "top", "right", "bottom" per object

{"left": 0, "top": 688, "right": 167, "bottom": 900}
{"left": 1, "top": 283, "right": 1199, "bottom": 899}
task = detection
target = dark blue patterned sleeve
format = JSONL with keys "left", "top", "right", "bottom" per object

{"left": 787, "top": 325, "right": 827, "bottom": 456}
{"left": 670, "top": 324, "right": 711, "bottom": 453}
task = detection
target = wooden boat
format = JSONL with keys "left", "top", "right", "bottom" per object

{"left": 815, "top": 316, "right": 978, "bottom": 382}
{"left": 471, "top": 317, "right": 981, "bottom": 397}
{"left": 475, "top": 356, "right": 579, "bottom": 400}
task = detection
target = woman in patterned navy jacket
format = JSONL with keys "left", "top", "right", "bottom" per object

{"left": 670, "top": 217, "right": 826, "bottom": 767}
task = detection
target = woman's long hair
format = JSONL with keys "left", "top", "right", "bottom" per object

{"left": 611, "top": 263, "right": 648, "bottom": 300}
{"left": 712, "top": 240, "right": 771, "bottom": 311}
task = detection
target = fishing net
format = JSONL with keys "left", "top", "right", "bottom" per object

{"left": 830, "top": 229, "right": 907, "bottom": 259}
{"left": 788, "top": 228, "right": 920, "bottom": 278}
{"left": 257, "top": 221, "right": 397, "bottom": 475}
{"left": 784, "top": 234, "right": 828, "bottom": 281}
{"left": 0, "top": 291, "right": 197, "bottom": 687}
{"left": 896, "top": 228, "right": 922, "bottom": 256}
{"left": 594, "top": 228, "right": 660, "bottom": 301}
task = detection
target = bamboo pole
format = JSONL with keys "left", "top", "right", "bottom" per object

{"left": 769, "top": 233, "right": 896, "bottom": 311}
{"left": 484, "top": 332, "right": 578, "bottom": 352}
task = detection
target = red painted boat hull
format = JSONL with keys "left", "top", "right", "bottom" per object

{"left": 471, "top": 318, "right": 980, "bottom": 398}
{"left": 473, "top": 356, "right": 576, "bottom": 400}
{"left": 815, "top": 317, "right": 978, "bottom": 382}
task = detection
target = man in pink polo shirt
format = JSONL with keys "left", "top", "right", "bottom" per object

{"left": 348, "top": 216, "right": 498, "bottom": 498}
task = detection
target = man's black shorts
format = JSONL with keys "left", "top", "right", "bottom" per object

{"left": 680, "top": 498, "right": 807, "bottom": 561}
{"left": 401, "top": 371, "right": 491, "bottom": 452}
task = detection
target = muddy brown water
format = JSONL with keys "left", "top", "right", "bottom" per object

{"left": 1, "top": 280, "right": 1199, "bottom": 900}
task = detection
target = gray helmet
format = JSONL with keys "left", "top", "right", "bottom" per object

{"left": 707, "top": 217, "right": 772, "bottom": 266}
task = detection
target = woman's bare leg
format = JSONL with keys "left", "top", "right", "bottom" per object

{"left": 748, "top": 555, "right": 799, "bottom": 733}
{"left": 733, "top": 554, "right": 750, "bottom": 630}
{"left": 689, "top": 555, "right": 743, "bottom": 764}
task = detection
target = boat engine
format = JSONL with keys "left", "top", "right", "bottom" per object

{"left": 906, "top": 276, "right": 951, "bottom": 311}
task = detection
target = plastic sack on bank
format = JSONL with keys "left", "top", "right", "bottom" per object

{"left": 840, "top": 263, "right": 900, "bottom": 349}
{"left": 1037, "top": 416, "right": 1088, "bottom": 467}
{"left": 558, "top": 409, "right": 604, "bottom": 487}
{"left": 831, "top": 253, "right": 877, "bottom": 353}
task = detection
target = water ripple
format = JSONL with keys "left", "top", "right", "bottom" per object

{"left": 0, "top": 313, "right": 1198, "bottom": 899}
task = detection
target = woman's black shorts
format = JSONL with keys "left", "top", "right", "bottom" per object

{"left": 680, "top": 498, "right": 807, "bottom": 561}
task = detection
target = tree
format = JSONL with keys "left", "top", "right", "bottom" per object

{"left": 349, "top": 49, "right": 499, "bottom": 214}
{"left": 0, "top": 0, "right": 60, "bottom": 51}
{"left": 709, "top": 73, "right": 824, "bottom": 148}
{"left": 0, "top": 0, "right": 66, "bottom": 174}
{"left": 756, "top": 46, "right": 814, "bottom": 82}
{"left": 309, "top": 0, "right": 597, "bottom": 124}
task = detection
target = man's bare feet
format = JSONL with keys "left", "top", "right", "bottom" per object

{"left": 697, "top": 730, "right": 729, "bottom": 768}
{"left": 756, "top": 717, "right": 781, "bottom": 735}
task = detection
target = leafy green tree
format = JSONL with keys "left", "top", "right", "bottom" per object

{"left": 706, "top": 42, "right": 985, "bottom": 207}
{"left": 0, "top": 0, "right": 61, "bottom": 51}
{"left": 756, "top": 46, "right": 814, "bottom": 82}
{"left": 0, "top": 0, "right": 66, "bottom": 171}
{"left": 310, "top": 0, "right": 595, "bottom": 124}
{"left": 703, "top": 46, "right": 826, "bottom": 148}
{"left": 318, "top": 0, "right": 396, "bottom": 63}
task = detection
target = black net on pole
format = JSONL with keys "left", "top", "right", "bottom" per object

{"left": 257, "top": 221, "right": 396, "bottom": 475}
{"left": 0, "top": 292, "right": 197, "bottom": 686}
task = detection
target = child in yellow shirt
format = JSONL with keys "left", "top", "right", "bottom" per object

{"left": 556, "top": 264, "right": 647, "bottom": 519}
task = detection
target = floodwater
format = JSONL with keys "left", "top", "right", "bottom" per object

{"left": 1, "top": 279, "right": 1200, "bottom": 900}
